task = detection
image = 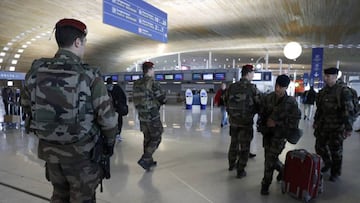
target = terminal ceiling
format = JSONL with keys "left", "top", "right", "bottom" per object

{"left": 0, "top": 0, "right": 360, "bottom": 76}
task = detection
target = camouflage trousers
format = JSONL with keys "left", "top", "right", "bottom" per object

{"left": 140, "top": 119, "right": 163, "bottom": 163}
{"left": 228, "top": 125, "right": 253, "bottom": 171}
{"left": 261, "top": 132, "right": 286, "bottom": 185}
{"left": 315, "top": 129, "right": 344, "bottom": 176}
{"left": 47, "top": 159, "right": 102, "bottom": 203}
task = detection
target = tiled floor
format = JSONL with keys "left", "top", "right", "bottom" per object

{"left": 0, "top": 104, "right": 360, "bottom": 203}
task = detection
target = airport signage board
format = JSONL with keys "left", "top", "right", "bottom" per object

{"left": 310, "top": 48, "right": 323, "bottom": 88}
{"left": 103, "top": 0, "right": 168, "bottom": 43}
{"left": 0, "top": 71, "right": 26, "bottom": 80}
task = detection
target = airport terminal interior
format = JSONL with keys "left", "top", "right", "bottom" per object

{"left": 1, "top": 103, "right": 360, "bottom": 203}
{"left": 1, "top": 0, "right": 360, "bottom": 203}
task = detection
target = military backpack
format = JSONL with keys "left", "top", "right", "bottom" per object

{"left": 226, "top": 82, "right": 258, "bottom": 119}
{"left": 336, "top": 85, "right": 360, "bottom": 119}
{"left": 29, "top": 58, "right": 88, "bottom": 142}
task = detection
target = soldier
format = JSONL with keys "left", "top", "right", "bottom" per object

{"left": 313, "top": 67, "right": 354, "bottom": 182}
{"left": 224, "top": 64, "right": 262, "bottom": 178}
{"left": 133, "top": 61, "right": 167, "bottom": 171}
{"left": 257, "top": 74, "right": 301, "bottom": 195}
{"left": 21, "top": 18, "right": 118, "bottom": 202}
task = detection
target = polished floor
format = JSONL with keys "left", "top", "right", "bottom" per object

{"left": 1, "top": 103, "right": 360, "bottom": 203}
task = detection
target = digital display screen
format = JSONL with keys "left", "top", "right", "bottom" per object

{"left": 164, "top": 74, "right": 174, "bottom": 80}
{"left": 192, "top": 73, "right": 202, "bottom": 80}
{"left": 174, "top": 73, "right": 183, "bottom": 80}
{"left": 214, "top": 73, "right": 225, "bottom": 80}
{"left": 203, "top": 73, "right": 213, "bottom": 80}
{"left": 111, "top": 75, "right": 118, "bottom": 82}
{"left": 124, "top": 75, "right": 132, "bottom": 81}
{"left": 262, "top": 72, "right": 272, "bottom": 81}
{"left": 253, "top": 72, "right": 262, "bottom": 81}
{"left": 155, "top": 74, "right": 164, "bottom": 80}
{"left": 132, "top": 75, "right": 141, "bottom": 81}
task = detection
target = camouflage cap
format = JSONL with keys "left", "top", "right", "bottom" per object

{"left": 56, "top": 18, "right": 87, "bottom": 35}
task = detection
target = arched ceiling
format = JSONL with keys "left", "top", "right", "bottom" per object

{"left": 0, "top": 0, "right": 359, "bottom": 75}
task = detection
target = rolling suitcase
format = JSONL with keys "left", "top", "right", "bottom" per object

{"left": 281, "top": 149, "right": 323, "bottom": 202}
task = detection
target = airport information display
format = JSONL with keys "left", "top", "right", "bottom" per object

{"left": 103, "top": 0, "right": 168, "bottom": 43}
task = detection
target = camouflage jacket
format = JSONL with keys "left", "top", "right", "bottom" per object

{"left": 314, "top": 82, "right": 354, "bottom": 131}
{"left": 224, "top": 78, "right": 262, "bottom": 126}
{"left": 258, "top": 92, "right": 301, "bottom": 135}
{"left": 133, "top": 75, "right": 167, "bottom": 122}
{"left": 21, "top": 49, "right": 118, "bottom": 163}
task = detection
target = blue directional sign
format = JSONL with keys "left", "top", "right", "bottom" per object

{"left": 0, "top": 71, "right": 26, "bottom": 80}
{"left": 103, "top": 0, "right": 168, "bottom": 43}
{"left": 310, "top": 48, "right": 324, "bottom": 88}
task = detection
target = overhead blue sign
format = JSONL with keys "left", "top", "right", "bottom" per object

{"left": 0, "top": 71, "right": 26, "bottom": 80}
{"left": 103, "top": 0, "right": 168, "bottom": 43}
{"left": 310, "top": 48, "right": 324, "bottom": 88}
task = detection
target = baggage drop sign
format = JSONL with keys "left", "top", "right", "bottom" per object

{"left": 103, "top": 0, "right": 168, "bottom": 43}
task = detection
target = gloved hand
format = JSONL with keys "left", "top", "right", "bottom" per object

{"left": 104, "top": 143, "right": 114, "bottom": 157}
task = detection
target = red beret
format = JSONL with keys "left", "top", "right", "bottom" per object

{"left": 56, "top": 18, "right": 87, "bottom": 35}
{"left": 242, "top": 64, "right": 254, "bottom": 74}
{"left": 142, "top": 61, "right": 154, "bottom": 69}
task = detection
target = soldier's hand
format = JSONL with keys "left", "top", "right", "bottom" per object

{"left": 342, "top": 130, "right": 352, "bottom": 139}
{"left": 266, "top": 118, "right": 276, "bottom": 127}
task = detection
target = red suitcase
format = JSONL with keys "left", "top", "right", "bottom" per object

{"left": 281, "top": 149, "right": 323, "bottom": 202}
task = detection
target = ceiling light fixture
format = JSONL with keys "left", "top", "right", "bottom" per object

{"left": 283, "top": 42, "right": 302, "bottom": 60}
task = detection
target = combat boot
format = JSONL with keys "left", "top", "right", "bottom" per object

{"left": 137, "top": 159, "right": 151, "bottom": 171}
{"left": 260, "top": 184, "right": 270, "bottom": 195}
{"left": 236, "top": 169, "right": 247, "bottom": 179}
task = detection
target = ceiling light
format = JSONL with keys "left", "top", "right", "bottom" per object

{"left": 329, "top": 44, "right": 334, "bottom": 48}
{"left": 9, "top": 66, "right": 15, "bottom": 71}
{"left": 14, "top": 54, "right": 20, "bottom": 58}
{"left": 7, "top": 42, "right": 13, "bottom": 46}
{"left": 26, "top": 41, "right": 32, "bottom": 45}
{"left": 283, "top": 42, "right": 302, "bottom": 60}
{"left": 11, "top": 60, "right": 18, "bottom": 64}
{"left": 0, "top": 52, "right": 5, "bottom": 56}
{"left": 0, "top": 58, "right": 3, "bottom": 63}
{"left": 18, "top": 49, "right": 24, "bottom": 53}
{"left": 3, "top": 47, "right": 9, "bottom": 51}
{"left": 7, "top": 81, "right": 13, "bottom": 87}
{"left": 22, "top": 45, "right": 28, "bottom": 48}
{"left": 337, "top": 44, "right": 343, "bottom": 48}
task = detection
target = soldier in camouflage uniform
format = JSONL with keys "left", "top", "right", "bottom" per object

{"left": 223, "top": 64, "right": 262, "bottom": 178}
{"left": 257, "top": 75, "right": 301, "bottom": 195}
{"left": 21, "top": 18, "right": 118, "bottom": 203}
{"left": 314, "top": 67, "right": 354, "bottom": 182}
{"left": 133, "top": 62, "right": 167, "bottom": 171}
